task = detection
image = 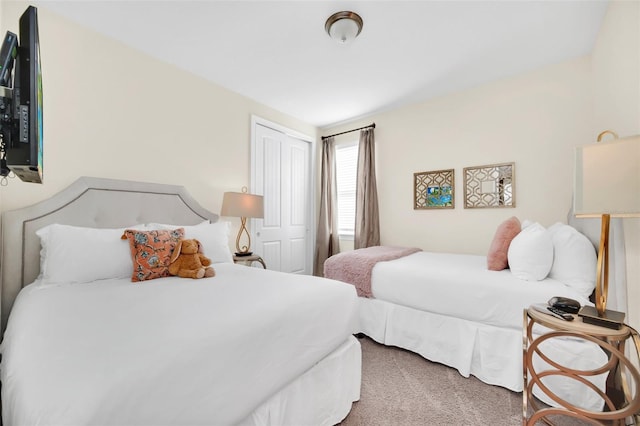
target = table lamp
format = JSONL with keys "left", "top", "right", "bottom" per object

{"left": 574, "top": 131, "right": 640, "bottom": 328}
{"left": 220, "top": 188, "right": 264, "bottom": 257}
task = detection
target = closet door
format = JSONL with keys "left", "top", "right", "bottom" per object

{"left": 252, "top": 119, "right": 313, "bottom": 274}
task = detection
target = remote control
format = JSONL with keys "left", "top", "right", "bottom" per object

{"left": 547, "top": 306, "right": 574, "bottom": 321}
{"left": 531, "top": 303, "right": 574, "bottom": 321}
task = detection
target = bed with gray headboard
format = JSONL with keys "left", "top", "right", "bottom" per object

{"left": 1, "top": 176, "right": 219, "bottom": 330}
{"left": 0, "top": 176, "right": 361, "bottom": 425}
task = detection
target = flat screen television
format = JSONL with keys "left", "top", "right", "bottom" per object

{"left": 0, "top": 6, "right": 43, "bottom": 183}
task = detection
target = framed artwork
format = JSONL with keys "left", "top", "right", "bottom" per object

{"left": 463, "top": 162, "right": 515, "bottom": 209}
{"left": 414, "top": 169, "right": 454, "bottom": 209}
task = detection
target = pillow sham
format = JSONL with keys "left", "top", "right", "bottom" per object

{"left": 123, "top": 228, "right": 184, "bottom": 282}
{"left": 507, "top": 222, "right": 553, "bottom": 281}
{"left": 547, "top": 223, "right": 597, "bottom": 298}
{"left": 487, "top": 216, "right": 521, "bottom": 271}
{"left": 35, "top": 223, "right": 146, "bottom": 286}
{"left": 147, "top": 221, "right": 233, "bottom": 264}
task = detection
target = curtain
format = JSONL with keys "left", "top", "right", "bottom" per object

{"left": 354, "top": 128, "right": 380, "bottom": 249}
{"left": 314, "top": 136, "right": 340, "bottom": 276}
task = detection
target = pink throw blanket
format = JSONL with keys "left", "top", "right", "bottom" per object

{"left": 324, "top": 246, "right": 422, "bottom": 297}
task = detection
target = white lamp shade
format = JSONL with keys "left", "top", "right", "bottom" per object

{"left": 221, "top": 192, "right": 264, "bottom": 218}
{"left": 574, "top": 135, "right": 640, "bottom": 217}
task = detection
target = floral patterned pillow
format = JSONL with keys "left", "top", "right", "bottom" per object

{"left": 123, "top": 228, "right": 184, "bottom": 282}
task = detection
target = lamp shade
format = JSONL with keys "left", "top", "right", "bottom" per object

{"left": 221, "top": 192, "right": 264, "bottom": 218}
{"left": 574, "top": 135, "right": 640, "bottom": 217}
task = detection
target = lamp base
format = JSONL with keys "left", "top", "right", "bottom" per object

{"left": 578, "top": 305, "right": 625, "bottom": 329}
{"left": 234, "top": 252, "right": 253, "bottom": 257}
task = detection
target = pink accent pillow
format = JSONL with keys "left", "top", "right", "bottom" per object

{"left": 487, "top": 217, "right": 521, "bottom": 271}
{"left": 123, "top": 228, "right": 184, "bottom": 282}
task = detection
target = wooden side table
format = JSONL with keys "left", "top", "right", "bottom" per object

{"left": 233, "top": 254, "right": 266, "bottom": 269}
{"left": 523, "top": 306, "right": 640, "bottom": 425}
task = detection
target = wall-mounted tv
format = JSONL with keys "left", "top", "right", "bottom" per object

{"left": 0, "top": 6, "right": 43, "bottom": 184}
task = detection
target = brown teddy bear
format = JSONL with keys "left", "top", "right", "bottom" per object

{"left": 168, "top": 239, "right": 215, "bottom": 279}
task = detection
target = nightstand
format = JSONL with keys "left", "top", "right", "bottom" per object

{"left": 523, "top": 306, "right": 640, "bottom": 425}
{"left": 233, "top": 254, "right": 266, "bottom": 269}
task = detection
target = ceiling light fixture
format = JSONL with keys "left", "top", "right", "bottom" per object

{"left": 325, "top": 11, "right": 363, "bottom": 44}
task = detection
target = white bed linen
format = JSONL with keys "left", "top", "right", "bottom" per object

{"left": 372, "top": 251, "right": 592, "bottom": 330}
{"left": 1, "top": 264, "right": 359, "bottom": 425}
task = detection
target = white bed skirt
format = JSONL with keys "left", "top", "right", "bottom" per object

{"left": 358, "top": 298, "right": 607, "bottom": 412}
{"left": 240, "top": 336, "right": 362, "bottom": 426}
{"left": 359, "top": 297, "right": 524, "bottom": 390}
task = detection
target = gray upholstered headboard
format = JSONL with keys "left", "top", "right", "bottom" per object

{"left": 0, "top": 176, "right": 219, "bottom": 332}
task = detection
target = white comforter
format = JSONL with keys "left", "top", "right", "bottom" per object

{"left": 372, "top": 251, "right": 592, "bottom": 329}
{"left": 0, "top": 263, "right": 359, "bottom": 425}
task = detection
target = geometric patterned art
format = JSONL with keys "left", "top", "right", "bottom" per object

{"left": 463, "top": 162, "right": 515, "bottom": 209}
{"left": 414, "top": 169, "right": 455, "bottom": 209}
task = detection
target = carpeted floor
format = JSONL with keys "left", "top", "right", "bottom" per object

{"left": 339, "top": 336, "right": 524, "bottom": 426}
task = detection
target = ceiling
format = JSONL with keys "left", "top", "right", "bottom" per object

{"left": 33, "top": 0, "right": 609, "bottom": 128}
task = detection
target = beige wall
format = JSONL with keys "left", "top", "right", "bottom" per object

{"left": 329, "top": 57, "right": 592, "bottom": 255}
{"left": 591, "top": 0, "right": 640, "bottom": 330}
{"left": 0, "top": 2, "right": 316, "bottom": 217}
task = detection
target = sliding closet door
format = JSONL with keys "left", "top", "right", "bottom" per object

{"left": 251, "top": 118, "right": 313, "bottom": 275}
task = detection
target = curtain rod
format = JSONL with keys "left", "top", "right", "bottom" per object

{"left": 321, "top": 123, "right": 375, "bottom": 140}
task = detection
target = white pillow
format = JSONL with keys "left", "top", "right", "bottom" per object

{"left": 521, "top": 219, "right": 534, "bottom": 229}
{"left": 507, "top": 222, "right": 554, "bottom": 281}
{"left": 147, "top": 221, "right": 233, "bottom": 264}
{"left": 35, "top": 224, "right": 141, "bottom": 285}
{"left": 547, "top": 222, "right": 597, "bottom": 298}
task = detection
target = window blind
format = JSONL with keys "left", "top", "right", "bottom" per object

{"left": 335, "top": 143, "right": 358, "bottom": 237}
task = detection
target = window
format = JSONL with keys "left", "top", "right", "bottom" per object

{"left": 335, "top": 142, "right": 358, "bottom": 238}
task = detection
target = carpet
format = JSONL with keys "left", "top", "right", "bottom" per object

{"left": 339, "top": 336, "right": 524, "bottom": 426}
